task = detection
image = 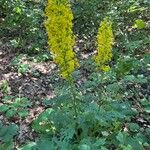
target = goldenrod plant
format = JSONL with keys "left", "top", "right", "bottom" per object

{"left": 95, "top": 17, "right": 114, "bottom": 72}
{"left": 44, "top": 0, "right": 79, "bottom": 79}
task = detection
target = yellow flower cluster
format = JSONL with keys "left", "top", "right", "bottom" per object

{"left": 44, "top": 0, "right": 79, "bottom": 79}
{"left": 95, "top": 17, "right": 113, "bottom": 72}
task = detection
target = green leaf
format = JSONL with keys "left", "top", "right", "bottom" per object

{"left": 128, "top": 137, "right": 144, "bottom": 150}
{"left": 106, "top": 83, "right": 123, "bottom": 93}
{"left": 0, "top": 123, "right": 18, "bottom": 141}
{"left": 100, "top": 146, "right": 108, "bottom": 150}
{"left": 93, "top": 138, "right": 106, "bottom": 147}
{"left": 124, "top": 75, "right": 135, "bottom": 82}
{"left": 18, "top": 142, "right": 37, "bottom": 150}
{"left": 79, "top": 144, "right": 91, "bottom": 150}
{"left": 133, "top": 19, "right": 146, "bottom": 29}
{"left": 128, "top": 123, "right": 140, "bottom": 132}
{"left": 15, "top": 7, "right": 21, "bottom": 14}
{"left": 37, "top": 138, "right": 56, "bottom": 150}
{"left": 32, "top": 108, "right": 55, "bottom": 134}
{"left": 121, "top": 145, "right": 133, "bottom": 150}
{"left": 18, "top": 110, "right": 29, "bottom": 118}
{"left": 18, "top": 64, "right": 29, "bottom": 74}
{"left": 144, "top": 54, "right": 150, "bottom": 64}
{"left": 0, "top": 105, "right": 9, "bottom": 113}
{"left": 116, "top": 132, "right": 128, "bottom": 144}
{"left": 5, "top": 109, "right": 17, "bottom": 118}
{"left": 2, "top": 96, "right": 14, "bottom": 102}
{"left": 0, "top": 141, "right": 14, "bottom": 150}
{"left": 144, "top": 107, "right": 150, "bottom": 113}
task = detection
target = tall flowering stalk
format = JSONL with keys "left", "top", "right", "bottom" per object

{"left": 95, "top": 17, "right": 114, "bottom": 72}
{"left": 44, "top": 0, "right": 79, "bottom": 79}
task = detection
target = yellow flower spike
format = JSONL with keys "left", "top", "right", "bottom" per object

{"left": 95, "top": 17, "right": 114, "bottom": 72}
{"left": 45, "top": 0, "right": 79, "bottom": 79}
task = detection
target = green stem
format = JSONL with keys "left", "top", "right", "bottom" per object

{"left": 95, "top": 71, "right": 103, "bottom": 107}
{"left": 69, "top": 77, "right": 78, "bottom": 118}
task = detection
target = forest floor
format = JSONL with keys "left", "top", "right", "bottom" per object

{"left": 0, "top": 40, "right": 57, "bottom": 145}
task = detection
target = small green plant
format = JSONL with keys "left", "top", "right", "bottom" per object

{"left": 0, "top": 80, "right": 11, "bottom": 94}
{"left": 17, "top": 64, "right": 29, "bottom": 74}
{"left": 11, "top": 55, "right": 30, "bottom": 74}
{"left": 0, "top": 96, "right": 31, "bottom": 119}
{"left": 32, "top": 52, "right": 52, "bottom": 63}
